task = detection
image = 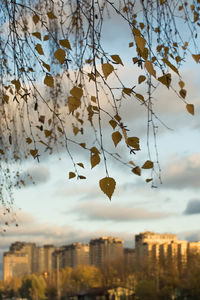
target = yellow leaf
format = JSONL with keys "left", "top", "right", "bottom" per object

{"left": 26, "top": 137, "right": 32, "bottom": 144}
{"left": 30, "top": 149, "right": 38, "bottom": 158}
{"left": 179, "top": 89, "right": 187, "bottom": 99}
{"left": 35, "top": 44, "right": 44, "bottom": 55}
{"left": 111, "top": 55, "right": 124, "bottom": 66}
{"left": 54, "top": 49, "right": 66, "bottom": 64}
{"left": 68, "top": 96, "right": 81, "bottom": 113}
{"left": 112, "top": 131, "right": 122, "bottom": 147}
{"left": 32, "top": 32, "right": 41, "bottom": 40}
{"left": 47, "top": 11, "right": 57, "bottom": 19}
{"left": 132, "top": 166, "right": 141, "bottom": 176}
{"left": 162, "top": 58, "right": 179, "bottom": 75}
{"left": 59, "top": 39, "right": 72, "bottom": 50}
{"left": 44, "top": 130, "right": 52, "bottom": 137}
{"left": 158, "top": 73, "right": 171, "bottom": 88}
{"left": 91, "top": 153, "right": 101, "bottom": 169}
{"left": 41, "top": 60, "right": 50, "bottom": 72}
{"left": 186, "top": 104, "right": 194, "bottom": 115}
{"left": 11, "top": 79, "right": 21, "bottom": 92}
{"left": 70, "top": 86, "right": 83, "bottom": 99}
{"left": 102, "top": 63, "right": 114, "bottom": 79}
{"left": 134, "top": 35, "right": 146, "bottom": 52}
{"left": 109, "top": 119, "right": 117, "bottom": 129}
{"left": 44, "top": 75, "right": 54, "bottom": 88}
{"left": 179, "top": 81, "right": 185, "bottom": 88}
{"left": 99, "top": 177, "right": 116, "bottom": 200}
{"left": 144, "top": 60, "right": 156, "bottom": 78}
{"left": 142, "top": 160, "right": 154, "bottom": 169}
{"left": 127, "top": 137, "right": 140, "bottom": 150}
{"left": 138, "top": 75, "right": 146, "bottom": 84}
{"left": 32, "top": 14, "right": 39, "bottom": 25}
{"left": 77, "top": 163, "right": 84, "bottom": 168}
{"left": 132, "top": 28, "right": 141, "bottom": 36}
{"left": 192, "top": 54, "right": 200, "bottom": 63}
{"left": 69, "top": 172, "right": 76, "bottom": 179}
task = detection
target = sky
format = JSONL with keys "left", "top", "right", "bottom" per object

{"left": 0, "top": 1, "right": 200, "bottom": 279}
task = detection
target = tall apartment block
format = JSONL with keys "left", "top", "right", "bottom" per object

{"left": 89, "top": 236, "right": 123, "bottom": 267}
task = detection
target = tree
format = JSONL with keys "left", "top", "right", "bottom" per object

{"left": 0, "top": 0, "right": 199, "bottom": 214}
{"left": 19, "top": 274, "right": 46, "bottom": 300}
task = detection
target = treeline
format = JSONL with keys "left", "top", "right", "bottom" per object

{"left": 0, "top": 254, "right": 200, "bottom": 300}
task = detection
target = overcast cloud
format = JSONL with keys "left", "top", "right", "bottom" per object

{"left": 184, "top": 199, "right": 200, "bottom": 215}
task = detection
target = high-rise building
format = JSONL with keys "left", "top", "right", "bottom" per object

{"left": 60, "top": 243, "right": 89, "bottom": 269}
{"left": 3, "top": 252, "right": 29, "bottom": 282}
{"left": 89, "top": 236, "right": 123, "bottom": 267}
{"left": 36, "top": 245, "right": 55, "bottom": 274}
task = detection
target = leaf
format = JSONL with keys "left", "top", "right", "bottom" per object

{"left": 144, "top": 60, "right": 156, "bottom": 78}
{"left": 59, "top": 39, "right": 71, "bottom": 50}
{"left": 35, "top": 44, "right": 44, "bottom": 55}
{"left": 77, "top": 163, "right": 84, "bottom": 168}
{"left": 109, "top": 119, "right": 117, "bottom": 129}
{"left": 91, "top": 96, "right": 96, "bottom": 103}
{"left": 68, "top": 96, "right": 81, "bottom": 113}
{"left": 192, "top": 54, "right": 200, "bottom": 63}
{"left": 136, "top": 93, "right": 144, "bottom": 101}
{"left": 3, "top": 95, "right": 9, "bottom": 103}
{"left": 44, "top": 75, "right": 54, "bottom": 88}
{"left": 179, "top": 80, "right": 185, "bottom": 88}
{"left": 179, "top": 89, "right": 187, "bottom": 99}
{"left": 127, "top": 137, "right": 140, "bottom": 150}
{"left": 80, "top": 143, "right": 86, "bottom": 148}
{"left": 54, "top": 49, "right": 66, "bottom": 64}
{"left": 158, "top": 73, "right": 171, "bottom": 88}
{"left": 32, "top": 14, "right": 39, "bottom": 25}
{"left": 70, "top": 86, "right": 83, "bottom": 99}
{"left": 90, "top": 147, "right": 100, "bottom": 154}
{"left": 132, "top": 166, "right": 141, "bottom": 176}
{"left": 132, "top": 28, "right": 141, "bottom": 36}
{"left": 47, "top": 11, "right": 57, "bottom": 19}
{"left": 112, "top": 131, "right": 122, "bottom": 147}
{"left": 39, "top": 115, "right": 45, "bottom": 124}
{"left": 32, "top": 32, "right": 41, "bottom": 40}
{"left": 99, "top": 177, "right": 116, "bottom": 200}
{"left": 138, "top": 75, "right": 146, "bottom": 84}
{"left": 91, "top": 153, "right": 100, "bottom": 169}
{"left": 186, "top": 104, "right": 194, "bottom": 115}
{"left": 30, "top": 149, "right": 38, "bottom": 158}
{"left": 11, "top": 79, "right": 21, "bottom": 92}
{"left": 123, "top": 88, "right": 132, "bottom": 96}
{"left": 79, "top": 175, "right": 86, "bottom": 179}
{"left": 146, "top": 178, "right": 153, "bottom": 183}
{"left": 73, "top": 126, "right": 79, "bottom": 135}
{"left": 44, "top": 130, "right": 52, "bottom": 137}
{"left": 134, "top": 36, "right": 146, "bottom": 52}
{"left": 41, "top": 60, "right": 50, "bottom": 72}
{"left": 102, "top": 63, "right": 114, "bottom": 79}
{"left": 69, "top": 172, "right": 76, "bottom": 179}
{"left": 162, "top": 58, "right": 179, "bottom": 74}
{"left": 142, "top": 160, "right": 154, "bottom": 169}
{"left": 111, "top": 55, "right": 123, "bottom": 66}
{"left": 43, "top": 35, "right": 49, "bottom": 41}
{"left": 26, "top": 137, "right": 32, "bottom": 144}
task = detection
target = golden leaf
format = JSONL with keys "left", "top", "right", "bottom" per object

{"left": 41, "top": 60, "right": 50, "bottom": 72}
{"left": 54, "top": 49, "right": 66, "bottom": 64}
{"left": 26, "top": 137, "right": 32, "bottom": 144}
{"left": 136, "top": 93, "right": 144, "bottom": 101}
{"left": 158, "top": 73, "right": 171, "bottom": 89}
{"left": 43, "top": 35, "right": 49, "bottom": 41}
{"left": 32, "top": 32, "right": 41, "bottom": 40}
{"left": 111, "top": 55, "right": 124, "bottom": 66}
{"left": 109, "top": 119, "right": 117, "bottom": 129}
{"left": 35, "top": 44, "right": 44, "bottom": 55}
{"left": 39, "top": 115, "right": 45, "bottom": 124}
{"left": 179, "top": 80, "right": 185, "bottom": 88}
{"left": 142, "top": 160, "right": 154, "bottom": 169}
{"left": 132, "top": 28, "right": 141, "bottom": 36}
{"left": 69, "top": 172, "right": 76, "bottom": 179}
{"left": 44, "top": 75, "right": 54, "bottom": 88}
{"left": 146, "top": 178, "right": 153, "bottom": 183}
{"left": 91, "top": 96, "right": 96, "bottom": 103}
{"left": 80, "top": 143, "right": 86, "bottom": 148}
{"left": 114, "top": 114, "right": 121, "bottom": 122}
{"left": 68, "top": 96, "right": 81, "bottom": 113}
{"left": 134, "top": 36, "right": 146, "bottom": 52}
{"left": 112, "top": 131, "right": 122, "bottom": 147}
{"left": 179, "top": 89, "right": 187, "bottom": 99}
{"left": 91, "top": 153, "right": 101, "bottom": 169}
{"left": 59, "top": 39, "right": 71, "bottom": 50}
{"left": 3, "top": 95, "right": 9, "bottom": 103}
{"left": 127, "top": 137, "right": 140, "bottom": 150}
{"left": 70, "top": 86, "right": 83, "bottom": 99}
{"left": 192, "top": 54, "right": 200, "bottom": 63}
{"left": 32, "top": 14, "right": 39, "bottom": 25}
{"left": 132, "top": 166, "right": 141, "bottom": 176}
{"left": 123, "top": 88, "right": 132, "bottom": 96}
{"left": 99, "top": 177, "right": 116, "bottom": 200}
{"left": 11, "top": 79, "right": 21, "bottom": 92}
{"left": 47, "top": 11, "right": 57, "bottom": 19}
{"left": 144, "top": 60, "right": 156, "bottom": 78}
{"left": 162, "top": 58, "right": 179, "bottom": 75}
{"left": 77, "top": 163, "right": 84, "bottom": 168}
{"left": 138, "top": 75, "right": 146, "bottom": 84}
{"left": 73, "top": 126, "right": 79, "bottom": 135}
{"left": 90, "top": 147, "right": 100, "bottom": 154}
{"left": 44, "top": 130, "right": 52, "bottom": 137}
{"left": 102, "top": 63, "right": 114, "bottom": 79}
{"left": 79, "top": 175, "right": 86, "bottom": 179}
{"left": 30, "top": 149, "right": 38, "bottom": 158}
{"left": 186, "top": 104, "right": 194, "bottom": 115}
{"left": 129, "top": 42, "right": 133, "bottom": 48}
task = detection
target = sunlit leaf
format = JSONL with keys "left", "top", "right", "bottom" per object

{"left": 99, "top": 177, "right": 116, "bottom": 200}
{"left": 186, "top": 104, "right": 194, "bottom": 115}
{"left": 91, "top": 153, "right": 100, "bottom": 169}
{"left": 142, "top": 160, "right": 154, "bottom": 169}
{"left": 70, "top": 86, "right": 83, "bottom": 99}
{"left": 30, "top": 149, "right": 38, "bottom": 158}
{"left": 35, "top": 44, "right": 44, "bottom": 55}
{"left": 68, "top": 96, "right": 81, "bottom": 113}
{"left": 69, "top": 172, "right": 76, "bottom": 179}
{"left": 102, "top": 63, "right": 114, "bottom": 79}
{"left": 158, "top": 73, "right": 171, "bottom": 88}
{"left": 179, "top": 89, "right": 187, "bottom": 99}
{"left": 192, "top": 54, "right": 200, "bottom": 63}
{"left": 111, "top": 55, "right": 123, "bottom": 66}
{"left": 135, "top": 35, "right": 146, "bottom": 52}
{"left": 145, "top": 60, "right": 156, "bottom": 78}
{"left": 59, "top": 39, "right": 72, "bottom": 50}
{"left": 138, "top": 75, "right": 146, "bottom": 84}
{"left": 54, "top": 49, "right": 66, "bottom": 64}
{"left": 90, "top": 147, "right": 100, "bottom": 154}
{"left": 32, "top": 32, "right": 41, "bottom": 40}
{"left": 109, "top": 119, "right": 117, "bottom": 129}
{"left": 44, "top": 75, "right": 54, "bottom": 88}
{"left": 132, "top": 166, "right": 141, "bottom": 176}
{"left": 112, "top": 131, "right": 122, "bottom": 147}
{"left": 162, "top": 58, "right": 179, "bottom": 74}
{"left": 127, "top": 137, "right": 140, "bottom": 150}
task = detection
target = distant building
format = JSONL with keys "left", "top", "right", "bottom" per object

{"left": 36, "top": 244, "right": 55, "bottom": 274}
{"left": 89, "top": 237, "right": 123, "bottom": 267}
{"left": 3, "top": 252, "right": 29, "bottom": 282}
{"left": 59, "top": 243, "right": 89, "bottom": 269}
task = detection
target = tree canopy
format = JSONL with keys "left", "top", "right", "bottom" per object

{"left": 0, "top": 0, "right": 199, "bottom": 213}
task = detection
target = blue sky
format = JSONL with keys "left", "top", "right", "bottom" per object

{"left": 0, "top": 0, "right": 200, "bottom": 279}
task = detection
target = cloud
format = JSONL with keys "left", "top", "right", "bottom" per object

{"left": 73, "top": 201, "right": 169, "bottom": 222}
{"left": 184, "top": 199, "right": 200, "bottom": 215}
{"left": 162, "top": 153, "right": 200, "bottom": 190}
{"left": 19, "top": 165, "right": 50, "bottom": 187}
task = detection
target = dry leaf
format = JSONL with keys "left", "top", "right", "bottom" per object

{"left": 138, "top": 75, "right": 146, "bottom": 84}
{"left": 32, "top": 32, "right": 41, "bottom": 40}
{"left": 91, "top": 153, "right": 100, "bottom": 168}
{"left": 54, "top": 49, "right": 66, "bottom": 64}
{"left": 102, "top": 63, "right": 114, "bottom": 79}
{"left": 112, "top": 131, "right": 122, "bottom": 147}
{"left": 132, "top": 166, "right": 141, "bottom": 176}
{"left": 186, "top": 104, "right": 194, "bottom": 115}
{"left": 70, "top": 86, "right": 83, "bottom": 99}
{"left": 99, "top": 177, "right": 116, "bottom": 200}
{"left": 111, "top": 55, "right": 124, "bottom": 66}
{"left": 59, "top": 39, "right": 71, "bottom": 50}
{"left": 30, "top": 149, "right": 38, "bottom": 158}
{"left": 142, "top": 160, "right": 154, "bottom": 169}
{"left": 69, "top": 172, "right": 76, "bottom": 179}
{"left": 158, "top": 73, "right": 171, "bottom": 89}
{"left": 192, "top": 54, "right": 200, "bottom": 63}
{"left": 135, "top": 35, "right": 146, "bottom": 52}
{"left": 44, "top": 75, "right": 54, "bottom": 88}
{"left": 127, "top": 137, "right": 140, "bottom": 150}
{"left": 35, "top": 44, "right": 44, "bottom": 55}
{"left": 145, "top": 60, "right": 156, "bottom": 78}
{"left": 68, "top": 96, "right": 81, "bottom": 113}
